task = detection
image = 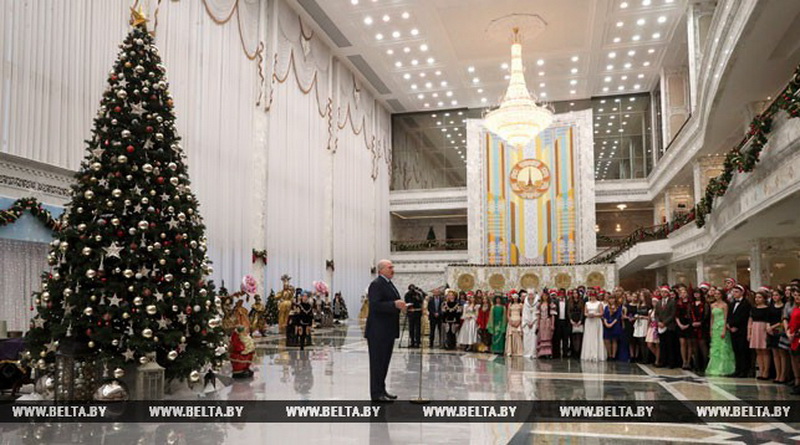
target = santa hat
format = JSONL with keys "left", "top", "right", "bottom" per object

{"left": 659, "top": 285, "right": 671, "bottom": 292}
{"left": 724, "top": 277, "right": 737, "bottom": 284}
{"left": 466, "top": 291, "right": 475, "bottom": 297}
{"left": 757, "top": 285, "right": 772, "bottom": 293}
{"left": 587, "top": 288, "right": 597, "bottom": 297}
{"left": 548, "top": 288, "right": 558, "bottom": 296}
{"left": 557, "top": 290, "right": 566, "bottom": 297}
{"left": 699, "top": 282, "right": 711, "bottom": 290}
{"left": 733, "top": 284, "right": 745, "bottom": 293}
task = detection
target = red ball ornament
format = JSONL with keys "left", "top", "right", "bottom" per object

{"left": 177, "top": 258, "right": 184, "bottom": 265}
{"left": 127, "top": 145, "right": 135, "bottom": 153}
{"left": 114, "top": 106, "right": 122, "bottom": 113}
{"left": 202, "top": 330, "right": 207, "bottom": 336}
{"left": 143, "top": 288, "right": 152, "bottom": 297}
{"left": 164, "top": 241, "right": 171, "bottom": 246}
{"left": 150, "top": 95, "right": 157, "bottom": 101}
{"left": 117, "top": 230, "right": 125, "bottom": 237}
{"left": 130, "top": 243, "right": 137, "bottom": 250}
{"left": 175, "top": 234, "right": 183, "bottom": 242}
{"left": 97, "top": 321, "right": 102, "bottom": 326}
{"left": 111, "top": 74, "right": 118, "bottom": 81}
{"left": 115, "top": 172, "right": 122, "bottom": 178}
{"left": 101, "top": 278, "right": 107, "bottom": 283}
{"left": 86, "top": 329, "right": 92, "bottom": 336}
{"left": 149, "top": 223, "right": 156, "bottom": 229}
{"left": 185, "top": 306, "right": 192, "bottom": 314}
{"left": 156, "top": 177, "right": 165, "bottom": 184}
{"left": 47, "top": 302, "right": 52, "bottom": 309}
{"left": 104, "top": 140, "right": 110, "bottom": 146}
{"left": 146, "top": 126, "right": 154, "bottom": 133}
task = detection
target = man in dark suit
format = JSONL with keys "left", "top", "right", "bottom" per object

{"left": 365, "top": 259, "right": 407, "bottom": 402}
{"left": 727, "top": 284, "right": 752, "bottom": 377}
{"left": 656, "top": 285, "right": 679, "bottom": 368}
{"left": 404, "top": 285, "right": 423, "bottom": 348}
{"left": 428, "top": 289, "right": 444, "bottom": 348}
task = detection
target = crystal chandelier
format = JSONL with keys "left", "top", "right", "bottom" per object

{"left": 484, "top": 28, "right": 553, "bottom": 148}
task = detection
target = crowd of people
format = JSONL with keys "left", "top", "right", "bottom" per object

{"left": 401, "top": 278, "right": 800, "bottom": 394}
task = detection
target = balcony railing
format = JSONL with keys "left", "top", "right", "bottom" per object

{"left": 390, "top": 238, "right": 468, "bottom": 252}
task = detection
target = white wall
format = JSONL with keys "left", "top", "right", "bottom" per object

{"left": 0, "top": 0, "right": 391, "bottom": 313}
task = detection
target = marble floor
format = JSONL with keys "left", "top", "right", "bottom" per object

{"left": 2, "top": 320, "right": 800, "bottom": 444}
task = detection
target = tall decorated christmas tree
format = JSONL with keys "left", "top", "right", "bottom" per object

{"left": 25, "top": 10, "right": 225, "bottom": 384}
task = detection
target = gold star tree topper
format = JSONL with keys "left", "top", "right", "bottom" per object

{"left": 130, "top": 5, "right": 149, "bottom": 28}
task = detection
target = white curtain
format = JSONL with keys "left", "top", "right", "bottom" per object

{"left": 0, "top": 239, "right": 49, "bottom": 332}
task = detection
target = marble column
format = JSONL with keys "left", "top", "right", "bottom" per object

{"left": 749, "top": 240, "right": 768, "bottom": 290}
{"left": 692, "top": 155, "right": 726, "bottom": 205}
{"left": 687, "top": 1, "right": 717, "bottom": 111}
{"left": 696, "top": 256, "right": 706, "bottom": 285}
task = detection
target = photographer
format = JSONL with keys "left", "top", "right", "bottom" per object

{"left": 405, "top": 285, "right": 424, "bottom": 348}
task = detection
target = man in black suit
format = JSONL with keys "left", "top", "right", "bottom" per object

{"left": 404, "top": 285, "right": 423, "bottom": 348}
{"left": 428, "top": 289, "right": 444, "bottom": 348}
{"left": 656, "top": 285, "right": 679, "bottom": 368}
{"left": 727, "top": 284, "right": 752, "bottom": 377}
{"left": 365, "top": 259, "right": 407, "bottom": 402}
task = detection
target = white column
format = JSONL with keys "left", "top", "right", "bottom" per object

{"left": 687, "top": 1, "right": 717, "bottom": 111}
{"left": 661, "top": 67, "right": 691, "bottom": 147}
{"left": 696, "top": 256, "right": 706, "bottom": 284}
{"left": 750, "top": 240, "right": 764, "bottom": 290}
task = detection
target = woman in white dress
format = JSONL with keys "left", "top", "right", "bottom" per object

{"left": 457, "top": 296, "right": 479, "bottom": 350}
{"left": 582, "top": 288, "right": 607, "bottom": 362}
{"left": 522, "top": 290, "right": 539, "bottom": 358}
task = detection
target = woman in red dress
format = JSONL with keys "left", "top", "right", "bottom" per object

{"left": 476, "top": 294, "right": 491, "bottom": 352}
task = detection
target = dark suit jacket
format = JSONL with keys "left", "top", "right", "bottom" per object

{"left": 427, "top": 296, "right": 443, "bottom": 320}
{"left": 364, "top": 276, "right": 401, "bottom": 341}
{"left": 657, "top": 297, "right": 677, "bottom": 330}
{"left": 727, "top": 298, "right": 751, "bottom": 331}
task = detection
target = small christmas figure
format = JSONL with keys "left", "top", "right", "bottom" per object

{"left": 230, "top": 326, "right": 255, "bottom": 379}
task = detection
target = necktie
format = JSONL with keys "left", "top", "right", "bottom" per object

{"left": 388, "top": 280, "right": 400, "bottom": 299}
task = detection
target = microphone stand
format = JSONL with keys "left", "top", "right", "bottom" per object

{"left": 410, "top": 305, "right": 429, "bottom": 404}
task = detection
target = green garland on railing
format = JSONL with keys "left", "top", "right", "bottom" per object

{"left": 0, "top": 197, "right": 62, "bottom": 231}
{"left": 588, "top": 212, "right": 694, "bottom": 264}
{"left": 694, "top": 63, "right": 800, "bottom": 228}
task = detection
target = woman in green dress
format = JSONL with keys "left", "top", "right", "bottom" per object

{"left": 487, "top": 295, "right": 507, "bottom": 354}
{"left": 706, "top": 288, "right": 736, "bottom": 376}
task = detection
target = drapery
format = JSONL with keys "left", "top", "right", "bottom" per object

{"left": 0, "top": 0, "right": 392, "bottom": 314}
{"left": 0, "top": 239, "right": 49, "bottom": 332}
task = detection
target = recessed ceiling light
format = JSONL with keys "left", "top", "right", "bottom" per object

{"left": 440, "top": 81, "right": 447, "bottom": 87}
{"left": 607, "top": 64, "right": 614, "bottom": 70}
{"left": 637, "top": 18, "right": 646, "bottom": 26}
{"left": 628, "top": 50, "right": 636, "bottom": 56}
{"left": 571, "top": 68, "right": 578, "bottom": 74}
{"left": 435, "top": 70, "right": 442, "bottom": 76}
{"left": 420, "top": 44, "right": 428, "bottom": 51}
{"left": 403, "top": 47, "right": 411, "bottom": 53}
{"left": 657, "top": 16, "right": 667, "bottom": 23}
{"left": 620, "top": 2, "right": 629, "bottom": 8}
{"left": 419, "top": 72, "right": 426, "bottom": 77}
{"left": 604, "top": 76, "right": 612, "bottom": 82}
{"left": 613, "top": 37, "right": 621, "bottom": 43}
{"left": 411, "top": 84, "right": 417, "bottom": 89}
{"left": 621, "top": 75, "right": 628, "bottom": 80}
{"left": 427, "top": 57, "right": 435, "bottom": 64}
{"left": 609, "top": 52, "right": 617, "bottom": 58}
{"left": 473, "top": 77, "right": 480, "bottom": 83}
{"left": 601, "top": 100, "right": 606, "bottom": 103}
{"left": 570, "top": 90, "right": 576, "bottom": 94}
{"left": 539, "top": 71, "right": 546, "bottom": 76}
{"left": 432, "top": 93, "right": 438, "bottom": 98}
{"left": 437, "top": 101, "right": 444, "bottom": 106}
{"left": 570, "top": 79, "right": 578, "bottom": 85}
{"left": 375, "top": 33, "right": 384, "bottom": 40}
{"left": 540, "top": 92, "right": 547, "bottom": 97}
{"left": 402, "top": 11, "right": 410, "bottom": 19}
{"left": 537, "top": 59, "right": 545, "bottom": 66}
{"left": 539, "top": 82, "right": 546, "bottom": 87}
{"left": 382, "top": 14, "right": 390, "bottom": 22}
{"left": 467, "top": 66, "right": 475, "bottom": 73}
{"left": 446, "top": 91, "right": 453, "bottom": 97}
{"left": 411, "top": 59, "right": 418, "bottom": 66}
{"left": 364, "top": 16, "right": 373, "bottom": 25}
{"left": 603, "top": 87, "right": 609, "bottom": 92}
{"left": 630, "top": 97, "right": 636, "bottom": 101}
{"left": 501, "top": 62, "right": 509, "bottom": 70}
{"left": 616, "top": 21, "right": 624, "bottom": 27}
{"left": 624, "top": 63, "right": 632, "bottom": 69}
{"left": 392, "top": 31, "right": 401, "bottom": 38}
{"left": 648, "top": 48, "right": 655, "bottom": 54}
{"left": 504, "top": 74, "right": 510, "bottom": 80}
{"left": 638, "top": 73, "right": 645, "bottom": 78}
{"left": 477, "top": 88, "right": 483, "bottom": 93}
{"left": 571, "top": 55, "right": 579, "bottom": 62}
{"left": 642, "top": 0, "right": 651, "bottom": 5}
{"left": 634, "top": 84, "right": 641, "bottom": 89}
{"left": 653, "top": 32, "right": 661, "bottom": 39}
{"left": 410, "top": 28, "right": 419, "bottom": 36}
{"left": 481, "top": 97, "right": 487, "bottom": 103}
{"left": 395, "top": 61, "right": 402, "bottom": 67}
{"left": 417, "top": 93, "right": 424, "bottom": 99}
{"left": 386, "top": 49, "right": 394, "bottom": 55}
{"left": 632, "top": 35, "right": 641, "bottom": 41}
{"left": 403, "top": 73, "right": 411, "bottom": 80}
{"left": 425, "top": 82, "right": 432, "bottom": 88}
{"left": 643, "top": 61, "right": 651, "bottom": 66}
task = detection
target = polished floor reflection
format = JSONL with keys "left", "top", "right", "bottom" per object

{"left": 2, "top": 321, "right": 800, "bottom": 444}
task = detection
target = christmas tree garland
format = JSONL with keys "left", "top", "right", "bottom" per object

{"left": 0, "top": 197, "right": 63, "bottom": 232}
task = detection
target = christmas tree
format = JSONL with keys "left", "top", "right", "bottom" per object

{"left": 25, "top": 10, "right": 225, "bottom": 382}
{"left": 265, "top": 289, "right": 278, "bottom": 325}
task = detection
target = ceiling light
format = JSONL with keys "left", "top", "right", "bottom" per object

{"left": 417, "top": 94, "right": 424, "bottom": 99}
{"left": 395, "top": 61, "right": 402, "bottom": 67}
{"left": 648, "top": 48, "right": 655, "bottom": 54}
{"left": 403, "top": 73, "right": 411, "bottom": 79}
{"left": 570, "top": 79, "right": 577, "bottom": 85}
{"left": 634, "top": 84, "right": 641, "bottom": 89}
{"left": 411, "top": 28, "right": 419, "bottom": 36}
{"left": 484, "top": 29, "right": 554, "bottom": 148}
{"left": 603, "top": 87, "right": 609, "bottom": 92}
{"left": 411, "top": 59, "right": 418, "bottom": 66}
{"left": 501, "top": 62, "right": 509, "bottom": 70}
{"left": 446, "top": 91, "right": 453, "bottom": 97}
{"left": 613, "top": 37, "right": 621, "bottom": 43}
{"left": 616, "top": 21, "right": 624, "bottom": 27}
{"left": 481, "top": 97, "right": 488, "bottom": 103}
{"left": 601, "top": 100, "right": 606, "bottom": 103}
{"left": 570, "top": 90, "right": 576, "bottom": 94}
{"left": 435, "top": 70, "right": 442, "bottom": 76}
{"left": 437, "top": 101, "right": 444, "bottom": 106}
{"left": 477, "top": 88, "right": 484, "bottom": 93}
{"left": 386, "top": 49, "right": 394, "bottom": 55}
{"left": 540, "top": 92, "right": 547, "bottom": 97}
{"left": 652, "top": 32, "right": 661, "bottom": 39}
{"left": 473, "top": 77, "right": 480, "bottom": 83}
{"left": 571, "top": 68, "right": 578, "bottom": 74}
{"left": 632, "top": 35, "right": 641, "bottom": 41}
{"left": 607, "top": 64, "right": 614, "bottom": 70}
{"left": 436, "top": 121, "right": 441, "bottom": 125}
{"left": 411, "top": 84, "right": 417, "bottom": 89}
{"left": 657, "top": 16, "right": 667, "bottom": 23}
{"left": 504, "top": 74, "right": 510, "bottom": 80}
{"left": 427, "top": 57, "right": 435, "bottom": 64}
{"left": 571, "top": 55, "right": 579, "bottom": 62}
{"left": 620, "top": 1, "right": 629, "bottom": 8}
{"left": 624, "top": 63, "right": 632, "bottom": 69}
{"left": 419, "top": 72, "right": 426, "bottom": 77}
{"left": 539, "top": 71, "right": 545, "bottom": 76}
{"left": 401, "top": 11, "right": 410, "bottom": 19}
{"left": 643, "top": 61, "right": 651, "bottom": 66}
{"left": 637, "top": 18, "right": 646, "bottom": 26}
{"left": 432, "top": 93, "right": 438, "bottom": 98}
{"left": 351, "top": 0, "right": 358, "bottom": 4}
{"left": 621, "top": 75, "right": 628, "bottom": 80}
{"left": 392, "top": 31, "right": 401, "bottom": 38}
{"left": 467, "top": 66, "right": 475, "bottom": 73}
{"left": 604, "top": 76, "right": 612, "bottom": 82}
{"left": 403, "top": 47, "right": 411, "bottom": 54}
{"left": 609, "top": 52, "right": 617, "bottom": 58}
{"left": 425, "top": 82, "right": 432, "bottom": 88}
{"left": 440, "top": 81, "right": 447, "bottom": 86}
{"left": 420, "top": 44, "right": 428, "bottom": 51}
{"left": 628, "top": 50, "right": 636, "bottom": 56}
{"left": 364, "top": 16, "right": 373, "bottom": 25}
{"left": 382, "top": 14, "right": 390, "bottom": 22}
{"left": 539, "top": 82, "right": 546, "bottom": 87}
{"left": 638, "top": 73, "right": 645, "bottom": 78}
{"left": 642, "top": 0, "right": 651, "bottom": 5}
{"left": 375, "top": 33, "right": 383, "bottom": 40}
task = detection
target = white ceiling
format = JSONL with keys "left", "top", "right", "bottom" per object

{"left": 293, "top": 0, "right": 688, "bottom": 112}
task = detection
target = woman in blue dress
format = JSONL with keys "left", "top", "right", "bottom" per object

{"left": 603, "top": 295, "right": 624, "bottom": 360}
